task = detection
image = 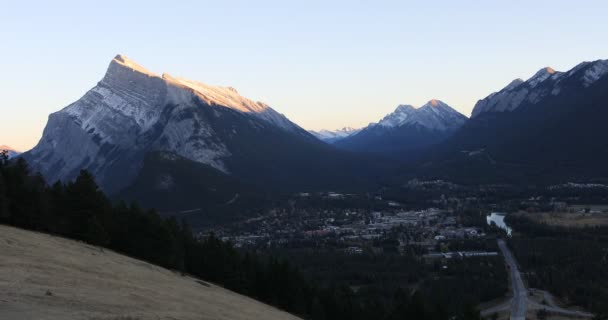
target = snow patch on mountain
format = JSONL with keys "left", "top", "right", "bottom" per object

{"left": 150, "top": 105, "right": 231, "bottom": 173}
{"left": 378, "top": 105, "right": 415, "bottom": 127}
{"left": 505, "top": 78, "right": 524, "bottom": 91}
{"left": 582, "top": 60, "right": 608, "bottom": 87}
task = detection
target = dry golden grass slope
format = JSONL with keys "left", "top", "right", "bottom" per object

{"left": 0, "top": 225, "right": 302, "bottom": 320}
{"left": 517, "top": 211, "right": 608, "bottom": 228}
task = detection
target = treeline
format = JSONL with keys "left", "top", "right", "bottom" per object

{"left": 274, "top": 248, "right": 507, "bottom": 317}
{"left": 0, "top": 153, "right": 484, "bottom": 320}
{"left": 506, "top": 214, "right": 608, "bottom": 314}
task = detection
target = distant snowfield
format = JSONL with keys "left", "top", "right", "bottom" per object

{"left": 0, "top": 225, "right": 301, "bottom": 320}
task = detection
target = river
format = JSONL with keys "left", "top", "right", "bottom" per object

{"left": 486, "top": 212, "right": 512, "bottom": 236}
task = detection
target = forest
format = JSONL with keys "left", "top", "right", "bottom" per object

{"left": 506, "top": 214, "right": 608, "bottom": 314}
{"left": 0, "top": 152, "right": 496, "bottom": 320}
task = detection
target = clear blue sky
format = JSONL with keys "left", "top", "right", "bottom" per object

{"left": 2, "top": 0, "right": 607, "bottom": 151}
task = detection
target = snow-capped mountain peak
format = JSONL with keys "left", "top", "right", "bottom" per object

{"left": 25, "top": 54, "right": 309, "bottom": 193}
{"left": 378, "top": 100, "right": 466, "bottom": 131}
{"left": 527, "top": 67, "right": 562, "bottom": 88}
{"left": 309, "top": 127, "right": 361, "bottom": 143}
{"left": 335, "top": 100, "right": 467, "bottom": 154}
{"left": 419, "top": 99, "right": 451, "bottom": 110}
{"left": 65, "top": 54, "right": 302, "bottom": 136}
{"left": 94, "top": 55, "right": 297, "bottom": 131}
{"left": 160, "top": 73, "right": 297, "bottom": 131}
{"left": 162, "top": 74, "right": 268, "bottom": 114}
{"left": 427, "top": 99, "right": 441, "bottom": 107}
{"left": 112, "top": 54, "right": 158, "bottom": 77}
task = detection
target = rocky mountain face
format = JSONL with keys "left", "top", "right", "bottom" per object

{"left": 336, "top": 100, "right": 467, "bottom": 157}
{"left": 23, "top": 55, "right": 377, "bottom": 209}
{"left": 309, "top": 127, "right": 361, "bottom": 143}
{"left": 471, "top": 60, "right": 608, "bottom": 118}
{"left": 418, "top": 59, "right": 608, "bottom": 184}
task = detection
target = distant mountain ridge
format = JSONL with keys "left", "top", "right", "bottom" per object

{"left": 309, "top": 127, "right": 361, "bottom": 143}
{"left": 336, "top": 100, "right": 467, "bottom": 156}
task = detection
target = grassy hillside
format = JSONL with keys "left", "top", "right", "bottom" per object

{"left": 0, "top": 225, "right": 302, "bottom": 320}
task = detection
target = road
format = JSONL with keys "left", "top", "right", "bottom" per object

{"left": 497, "top": 239, "right": 527, "bottom": 320}
{"left": 489, "top": 239, "right": 594, "bottom": 319}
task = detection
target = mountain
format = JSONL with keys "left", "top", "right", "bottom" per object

{"left": 23, "top": 55, "right": 377, "bottom": 210}
{"left": 309, "top": 127, "right": 361, "bottom": 143}
{"left": 0, "top": 145, "right": 20, "bottom": 159}
{"left": 118, "top": 151, "right": 267, "bottom": 225}
{"left": 471, "top": 67, "right": 562, "bottom": 117}
{"left": 335, "top": 100, "right": 467, "bottom": 157}
{"left": 418, "top": 59, "right": 608, "bottom": 184}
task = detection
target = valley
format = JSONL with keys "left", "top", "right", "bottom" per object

{"left": 3, "top": 53, "right": 608, "bottom": 320}
{"left": 198, "top": 184, "right": 608, "bottom": 319}
{"left": 4, "top": 2, "right": 608, "bottom": 320}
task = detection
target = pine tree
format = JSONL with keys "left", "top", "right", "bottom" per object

{"left": 0, "top": 169, "right": 9, "bottom": 221}
{"left": 64, "top": 170, "right": 111, "bottom": 242}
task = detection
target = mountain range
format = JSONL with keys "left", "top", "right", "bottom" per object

{"left": 418, "top": 59, "right": 608, "bottom": 184}
{"left": 16, "top": 55, "right": 608, "bottom": 213}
